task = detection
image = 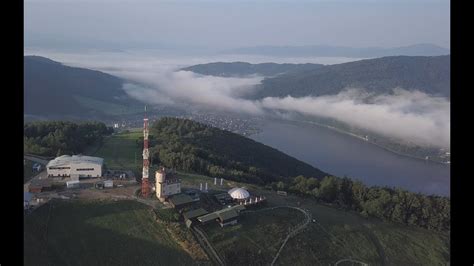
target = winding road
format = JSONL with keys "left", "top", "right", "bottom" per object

{"left": 242, "top": 206, "right": 311, "bottom": 266}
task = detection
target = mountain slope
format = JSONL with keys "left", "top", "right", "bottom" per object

{"left": 181, "top": 62, "right": 323, "bottom": 77}
{"left": 150, "top": 117, "right": 328, "bottom": 184}
{"left": 24, "top": 56, "right": 142, "bottom": 118}
{"left": 224, "top": 44, "right": 450, "bottom": 58}
{"left": 254, "top": 55, "right": 450, "bottom": 98}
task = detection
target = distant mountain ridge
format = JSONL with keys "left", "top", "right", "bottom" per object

{"left": 253, "top": 55, "right": 450, "bottom": 99}
{"left": 223, "top": 44, "right": 449, "bottom": 58}
{"left": 181, "top": 62, "right": 324, "bottom": 77}
{"left": 24, "top": 56, "right": 143, "bottom": 119}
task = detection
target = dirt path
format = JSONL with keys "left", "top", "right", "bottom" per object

{"left": 24, "top": 155, "right": 49, "bottom": 165}
{"left": 361, "top": 225, "right": 388, "bottom": 265}
{"left": 192, "top": 226, "right": 225, "bottom": 266}
{"left": 334, "top": 258, "right": 369, "bottom": 266}
{"left": 241, "top": 206, "right": 311, "bottom": 266}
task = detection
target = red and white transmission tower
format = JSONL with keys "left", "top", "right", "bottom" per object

{"left": 141, "top": 105, "right": 150, "bottom": 197}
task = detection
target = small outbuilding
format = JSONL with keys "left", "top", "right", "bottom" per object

{"left": 104, "top": 180, "right": 114, "bottom": 188}
{"left": 197, "top": 205, "right": 246, "bottom": 227}
{"left": 66, "top": 180, "right": 80, "bottom": 189}
{"left": 168, "top": 194, "right": 195, "bottom": 210}
{"left": 95, "top": 182, "right": 105, "bottom": 190}
{"left": 214, "top": 193, "right": 234, "bottom": 205}
{"left": 183, "top": 208, "right": 209, "bottom": 228}
{"left": 29, "top": 179, "right": 52, "bottom": 193}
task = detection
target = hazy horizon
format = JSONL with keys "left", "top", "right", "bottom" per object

{"left": 25, "top": 0, "right": 450, "bottom": 51}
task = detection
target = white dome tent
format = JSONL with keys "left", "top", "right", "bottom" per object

{"left": 228, "top": 187, "right": 250, "bottom": 200}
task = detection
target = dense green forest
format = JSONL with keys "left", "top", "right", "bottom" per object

{"left": 24, "top": 121, "right": 113, "bottom": 156}
{"left": 254, "top": 55, "right": 450, "bottom": 99}
{"left": 147, "top": 117, "right": 327, "bottom": 184}
{"left": 268, "top": 175, "right": 450, "bottom": 232}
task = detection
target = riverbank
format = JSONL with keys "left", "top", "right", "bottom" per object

{"left": 276, "top": 118, "right": 450, "bottom": 166}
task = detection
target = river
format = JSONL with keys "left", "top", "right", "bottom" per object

{"left": 250, "top": 119, "right": 450, "bottom": 196}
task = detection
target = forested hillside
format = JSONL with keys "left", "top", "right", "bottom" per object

{"left": 24, "top": 56, "right": 142, "bottom": 118}
{"left": 254, "top": 55, "right": 450, "bottom": 98}
{"left": 271, "top": 175, "right": 450, "bottom": 232}
{"left": 24, "top": 121, "right": 113, "bottom": 156}
{"left": 148, "top": 118, "right": 327, "bottom": 184}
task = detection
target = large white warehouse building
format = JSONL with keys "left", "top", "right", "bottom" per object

{"left": 46, "top": 155, "right": 104, "bottom": 179}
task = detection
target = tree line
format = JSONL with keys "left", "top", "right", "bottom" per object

{"left": 145, "top": 117, "right": 326, "bottom": 185}
{"left": 268, "top": 175, "right": 450, "bottom": 232}
{"left": 24, "top": 121, "right": 113, "bottom": 157}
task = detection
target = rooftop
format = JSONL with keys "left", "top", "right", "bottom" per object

{"left": 47, "top": 155, "right": 104, "bottom": 168}
{"left": 228, "top": 187, "right": 250, "bottom": 200}
{"left": 197, "top": 205, "right": 245, "bottom": 223}
{"left": 168, "top": 193, "right": 195, "bottom": 207}
{"left": 183, "top": 208, "right": 209, "bottom": 221}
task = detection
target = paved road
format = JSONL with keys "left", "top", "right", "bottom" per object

{"left": 24, "top": 155, "right": 50, "bottom": 165}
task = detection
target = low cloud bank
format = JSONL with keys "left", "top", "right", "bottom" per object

{"left": 261, "top": 89, "right": 450, "bottom": 148}
{"left": 25, "top": 50, "right": 450, "bottom": 148}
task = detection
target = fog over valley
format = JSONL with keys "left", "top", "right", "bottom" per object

{"left": 24, "top": 50, "right": 450, "bottom": 149}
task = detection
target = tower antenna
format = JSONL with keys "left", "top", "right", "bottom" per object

{"left": 141, "top": 105, "right": 150, "bottom": 197}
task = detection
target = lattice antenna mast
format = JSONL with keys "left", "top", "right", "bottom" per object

{"left": 141, "top": 105, "right": 150, "bottom": 197}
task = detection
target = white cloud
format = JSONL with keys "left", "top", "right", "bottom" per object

{"left": 261, "top": 88, "right": 450, "bottom": 148}
{"left": 25, "top": 50, "right": 450, "bottom": 148}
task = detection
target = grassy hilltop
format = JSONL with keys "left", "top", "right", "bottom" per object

{"left": 24, "top": 119, "right": 449, "bottom": 265}
{"left": 24, "top": 200, "right": 198, "bottom": 266}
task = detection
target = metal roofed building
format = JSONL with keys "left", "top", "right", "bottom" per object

{"left": 46, "top": 155, "right": 104, "bottom": 179}
{"left": 197, "top": 205, "right": 246, "bottom": 227}
{"left": 183, "top": 208, "right": 209, "bottom": 228}
{"left": 168, "top": 193, "right": 195, "bottom": 210}
{"left": 214, "top": 192, "right": 234, "bottom": 205}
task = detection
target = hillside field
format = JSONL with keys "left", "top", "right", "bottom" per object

{"left": 24, "top": 199, "right": 198, "bottom": 266}
{"left": 92, "top": 130, "right": 143, "bottom": 171}
{"left": 183, "top": 172, "right": 450, "bottom": 265}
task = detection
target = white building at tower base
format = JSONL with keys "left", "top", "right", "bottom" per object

{"left": 46, "top": 155, "right": 104, "bottom": 179}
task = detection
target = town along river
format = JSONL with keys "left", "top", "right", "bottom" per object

{"left": 250, "top": 119, "right": 450, "bottom": 196}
